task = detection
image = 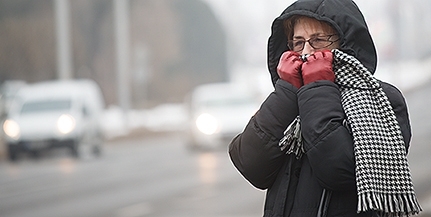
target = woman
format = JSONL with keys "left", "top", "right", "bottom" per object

{"left": 228, "top": 0, "right": 422, "bottom": 216}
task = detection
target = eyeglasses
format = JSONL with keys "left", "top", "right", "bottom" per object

{"left": 287, "top": 34, "right": 339, "bottom": 52}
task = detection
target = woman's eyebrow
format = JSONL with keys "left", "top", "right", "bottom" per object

{"left": 293, "top": 32, "right": 327, "bottom": 39}
{"left": 292, "top": 36, "right": 305, "bottom": 40}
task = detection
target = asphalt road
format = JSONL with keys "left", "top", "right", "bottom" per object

{"left": 0, "top": 82, "right": 430, "bottom": 217}
{"left": 0, "top": 134, "right": 265, "bottom": 217}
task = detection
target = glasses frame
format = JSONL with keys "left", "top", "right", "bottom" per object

{"left": 287, "top": 34, "right": 340, "bottom": 52}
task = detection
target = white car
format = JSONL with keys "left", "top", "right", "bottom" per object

{"left": 186, "top": 82, "right": 260, "bottom": 150}
{"left": 2, "top": 79, "right": 105, "bottom": 161}
{"left": 0, "top": 80, "right": 27, "bottom": 119}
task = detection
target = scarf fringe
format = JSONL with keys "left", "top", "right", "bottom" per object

{"left": 358, "top": 192, "right": 422, "bottom": 217}
{"left": 279, "top": 116, "right": 303, "bottom": 158}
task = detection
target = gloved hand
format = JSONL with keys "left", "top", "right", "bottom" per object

{"left": 301, "top": 50, "right": 335, "bottom": 85}
{"left": 277, "top": 51, "right": 303, "bottom": 89}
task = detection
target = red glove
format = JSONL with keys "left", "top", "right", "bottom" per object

{"left": 277, "top": 51, "right": 303, "bottom": 89}
{"left": 301, "top": 50, "right": 335, "bottom": 85}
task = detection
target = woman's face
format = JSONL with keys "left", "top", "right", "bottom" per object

{"left": 293, "top": 17, "right": 339, "bottom": 55}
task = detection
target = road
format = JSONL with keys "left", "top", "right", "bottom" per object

{"left": 0, "top": 134, "right": 264, "bottom": 217}
{"left": 0, "top": 83, "right": 430, "bottom": 217}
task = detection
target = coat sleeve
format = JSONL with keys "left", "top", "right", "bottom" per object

{"left": 228, "top": 79, "right": 300, "bottom": 189}
{"left": 296, "top": 80, "right": 412, "bottom": 191}
{"left": 297, "top": 81, "right": 356, "bottom": 191}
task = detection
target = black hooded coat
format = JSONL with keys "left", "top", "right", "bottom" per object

{"left": 228, "top": 0, "right": 412, "bottom": 216}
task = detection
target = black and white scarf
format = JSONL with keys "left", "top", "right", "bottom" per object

{"left": 279, "top": 49, "right": 422, "bottom": 216}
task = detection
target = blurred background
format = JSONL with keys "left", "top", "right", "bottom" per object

{"left": 0, "top": 0, "right": 431, "bottom": 216}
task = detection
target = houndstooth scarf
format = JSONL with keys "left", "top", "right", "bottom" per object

{"left": 279, "top": 49, "right": 422, "bottom": 216}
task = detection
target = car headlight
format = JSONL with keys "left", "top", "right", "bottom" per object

{"left": 195, "top": 113, "right": 219, "bottom": 135}
{"left": 57, "top": 114, "right": 76, "bottom": 134}
{"left": 3, "top": 119, "right": 20, "bottom": 139}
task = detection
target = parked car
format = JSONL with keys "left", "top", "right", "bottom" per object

{"left": 185, "top": 82, "right": 260, "bottom": 150}
{"left": 2, "top": 79, "right": 105, "bottom": 161}
{"left": 0, "top": 80, "right": 27, "bottom": 120}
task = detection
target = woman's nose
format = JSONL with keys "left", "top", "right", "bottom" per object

{"left": 301, "top": 41, "right": 315, "bottom": 55}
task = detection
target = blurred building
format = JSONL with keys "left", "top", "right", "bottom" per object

{"left": 0, "top": 0, "right": 228, "bottom": 108}
{"left": 0, "top": 0, "right": 430, "bottom": 109}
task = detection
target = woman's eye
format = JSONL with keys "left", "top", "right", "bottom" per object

{"left": 293, "top": 40, "right": 304, "bottom": 47}
{"left": 314, "top": 38, "right": 327, "bottom": 43}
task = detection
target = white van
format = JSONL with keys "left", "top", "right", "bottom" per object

{"left": 185, "top": 82, "right": 260, "bottom": 150}
{"left": 2, "top": 79, "right": 105, "bottom": 161}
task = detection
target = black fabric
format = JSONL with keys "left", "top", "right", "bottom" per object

{"left": 229, "top": 79, "right": 412, "bottom": 216}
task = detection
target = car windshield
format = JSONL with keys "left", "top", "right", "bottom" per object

{"left": 20, "top": 99, "right": 71, "bottom": 114}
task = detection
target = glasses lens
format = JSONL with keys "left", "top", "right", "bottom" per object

{"left": 288, "top": 40, "right": 305, "bottom": 52}
{"left": 288, "top": 35, "right": 338, "bottom": 52}
{"left": 310, "top": 36, "right": 334, "bottom": 49}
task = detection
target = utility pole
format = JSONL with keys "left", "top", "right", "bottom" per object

{"left": 55, "top": 0, "right": 73, "bottom": 80}
{"left": 114, "top": 0, "right": 131, "bottom": 127}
